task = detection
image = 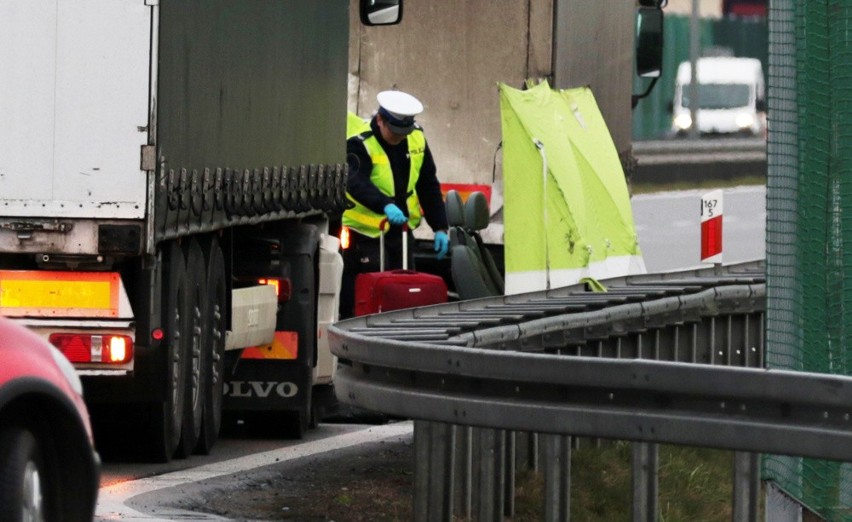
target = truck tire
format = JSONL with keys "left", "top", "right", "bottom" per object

{"left": 175, "top": 238, "right": 208, "bottom": 458}
{"left": 286, "top": 408, "right": 309, "bottom": 439}
{"left": 196, "top": 236, "right": 226, "bottom": 455}
{"left": 0, "top": 426, "right": 51, "bottom": 522}
{"left": 146, "top": 242, "right": 189, "bottom": 462}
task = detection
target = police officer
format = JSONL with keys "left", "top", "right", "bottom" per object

{"left": 339, "top": 90, "right": 449, "bottom": 319}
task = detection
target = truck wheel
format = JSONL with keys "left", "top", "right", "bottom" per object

{"left": 147, "top": 242, "right": 189, "bottom": 462}
{"left": 0, "top": 427, "right": 51, "bottom": 522}
{"left": 309, "top": 402, "right": 320, "bottom": 430}
{"left": 176, "top": 238, "right": 207, "bottom": 458}
{"left": 196, "top": 237, "right": 226, "bottom": 455}
{"left": 273, "top": 409, "right": 308, "bottom": 440}
{"left": 310, "top": 383, "right": 336, "bottom": 428}
{"left": 289, "top": 408, "right": 309, "bottom": 439}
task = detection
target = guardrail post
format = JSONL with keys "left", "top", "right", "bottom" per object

{"left": 472, "top": 427, "right": 506, "bottom": 521}
{"left": 632, "top": 442, "right": 659, "bottom": 522}
{"left": 515, "top": 431, "right": 540, "bottom": 472}
{"left": 452, "top": 425, "right": 472, "bottom": 519}
{"left": 732, "top": 452, "right": 760, "bottom": 522}
{"left": 505, "top": 431, "right": 516, "bottom": 517}
{"left": 543, "top": 434, "right": 571, "bottom": 521}
{"left": 413, "top": 420, "right": 454, "bottom": 522}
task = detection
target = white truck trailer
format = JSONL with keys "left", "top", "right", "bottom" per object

{"left": 0, "top": 0, "right": 397, "bottom": 462}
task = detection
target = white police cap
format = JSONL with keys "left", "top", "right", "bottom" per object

{"left": 377, "top": 90, "right": 423, "bottom": 135}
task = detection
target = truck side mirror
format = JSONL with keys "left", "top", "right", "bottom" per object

{"left": 636, "top": 7, "right": 664, "bottom": 78}
{"left": 360, "top": 0, "right": 403, "bottom": 26}
{"left": 632, "top": 7, "right": 664, "bottom": 108}
{"left": 756, "top": 99, "right": 767, "bottom": 112}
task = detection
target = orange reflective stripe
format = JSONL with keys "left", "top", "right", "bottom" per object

{"left": 0, "top": 270, "right": 120, "bottom": 318}
{"left": 241, "top": 331, "right": 299, "bottom": 360}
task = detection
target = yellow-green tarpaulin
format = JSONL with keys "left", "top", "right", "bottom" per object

{"left": 347, "top": 111, "right": 371, "bottom": 138}
{"left": 499, "top": 81, "right": 645, "bottom": 293}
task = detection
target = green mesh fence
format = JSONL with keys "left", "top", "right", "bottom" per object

{"left": 765, "top": 0, "right": 852, "bottom": 519}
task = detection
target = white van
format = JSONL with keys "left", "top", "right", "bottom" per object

{"left": 670, "top": 57, "right": 766, "bottom": 137}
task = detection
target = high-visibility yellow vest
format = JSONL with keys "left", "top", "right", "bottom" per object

{"left": 347, "top": 111, "right": 371, "bottom": 138}
{"left": 343, "top": 120, "right": 426, "bottom": 237}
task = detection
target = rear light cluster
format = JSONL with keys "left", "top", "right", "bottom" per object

{"left": 258, "top": 278, "right": 292, "bottom": 303}
{"left": 49, "top": 333, "right": 133, "bottom": 364}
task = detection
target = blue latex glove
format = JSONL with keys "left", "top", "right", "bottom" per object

{"left": 383, "top": 203, "right": 407, "bottom": 225}
{"left": 434, "top": 230, "right": 449, "bottom": 260}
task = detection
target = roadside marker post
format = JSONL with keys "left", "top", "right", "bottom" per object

{"left": 701, "top": 190, "right": 723, "bottom": 264}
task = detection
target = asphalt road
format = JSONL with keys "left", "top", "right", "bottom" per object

{"left": 632, "top": 184, "right": 765, "bottom": 272}
{"left": 96, "top": 422, "right": 414, "bottom": 521}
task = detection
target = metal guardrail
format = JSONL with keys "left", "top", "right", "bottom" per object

{"left": 632, "top": 138, "right": 766, "bottom": 184}
{"left": 633, "top": 137, "right": 766, "bottom": 154}
{"left": 328, "top": 261, "right": 852, "bottom": 521}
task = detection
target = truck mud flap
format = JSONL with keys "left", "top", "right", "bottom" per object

{"left": 222, "top": 360, "right": 311, "bottom": 413}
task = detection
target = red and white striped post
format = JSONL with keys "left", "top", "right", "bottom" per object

{"left": 700, "top": 189, "right": 723, "bottom": 264}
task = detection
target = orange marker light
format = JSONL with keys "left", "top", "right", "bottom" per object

{"left": 258, "top": 278, "right": 280, "bottom": 296}
{"left": 340, "top": 226, "right": 351, "bottom": 250}
{"left": 258, "top": 278, "right": 291, "bottom": 303}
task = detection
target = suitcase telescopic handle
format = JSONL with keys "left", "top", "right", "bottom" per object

{"left": 378, "top": 218, "right": 410, "bottom": 271}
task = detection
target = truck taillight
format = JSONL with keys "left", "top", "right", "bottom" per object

{"left": 49, "top": 333, "right": 133, "bottom": 364}
{"left": 258, "top": 278, "right": 292, "bottom": 303}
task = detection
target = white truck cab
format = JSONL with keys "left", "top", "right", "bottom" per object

{"left": 671, "top": 57, "right": 766, "bottom": 138}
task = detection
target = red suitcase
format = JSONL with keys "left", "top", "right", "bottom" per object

{"left": 354, "top": 224, "right": 448, "bottom": 316}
